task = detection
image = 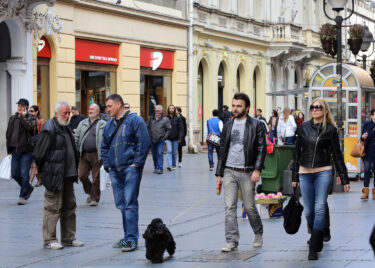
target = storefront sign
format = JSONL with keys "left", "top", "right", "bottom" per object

{"left": 75, "top": 39, "right": 119, "bottom": 65}
{"left": 37, "top": 36, "right": 51, "bottom": 58}
{"left": 140, "top": 48, "right": 174, "bottom": 70}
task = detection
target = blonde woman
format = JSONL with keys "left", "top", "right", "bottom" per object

{"left": 277, "top": 108, "right": 297, "bottom": 145}
{"left": 291, "top": 98, "right": 350, "bottom": 260}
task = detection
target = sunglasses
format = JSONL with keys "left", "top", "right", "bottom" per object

{"left": 29, "top": 110, "right": 35, "bottom": 112}
{"left": 124, "top": 106, "right": 130, "bottom": 109}
{"left": 310, "top": 105, "right": 323, "bottom": 111}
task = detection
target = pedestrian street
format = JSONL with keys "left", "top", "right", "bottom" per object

{"left": 0, "top": 153, "right": 374, "bottom": 267}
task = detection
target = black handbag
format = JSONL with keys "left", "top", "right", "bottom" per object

{"left": 283, "top": 187, "right": 304, "bottom": 235}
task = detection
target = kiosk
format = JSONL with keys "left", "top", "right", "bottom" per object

{"left": 309, "top": 63, "right": 375, "bottom": 177}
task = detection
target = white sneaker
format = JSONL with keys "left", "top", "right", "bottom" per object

{"left": 45, "top": 242, "right": 64, "bottom": 250}
{"left": 178, "top": 162, "right": 182, "bottom": 167}
{"left": 63, "top": 240, "right": 84, "bottom": 247}
{"left": 253, "top": 234, "right": 263, "bottom": 248}
{"left": 221, "top": 242, "right": 237, "bottom": 252}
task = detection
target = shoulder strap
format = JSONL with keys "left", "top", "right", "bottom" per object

{"left": 108, "top": 113, "right": 128, "bottom": 145}
{"left": 82, "top": 119, "right": 98, "bottom": 138}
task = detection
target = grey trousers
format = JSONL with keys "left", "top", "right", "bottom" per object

{"left": 223, "top": 168, "right": 263, "bottom": 245}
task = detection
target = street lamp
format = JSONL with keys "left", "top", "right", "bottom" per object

{"left": 323, "top": 0, "right": 354, "bottom": 150}
{"left": 358, "top": 25, "right": 375, "bottom": 70}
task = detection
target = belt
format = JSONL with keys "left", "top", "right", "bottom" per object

{"left": 225, "top": 166, "right": 253, "bottom": 173}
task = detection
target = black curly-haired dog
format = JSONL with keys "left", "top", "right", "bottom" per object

{"left": 143, "top": 218, "right": 176, "bottom": 263}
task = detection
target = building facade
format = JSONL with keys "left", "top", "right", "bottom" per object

{"left": 32, "top": 0, "right": 188, "bottom": 121}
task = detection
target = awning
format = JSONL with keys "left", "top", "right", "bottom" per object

{"left": 266, "top": 88, "right": 308, "bottom": 96}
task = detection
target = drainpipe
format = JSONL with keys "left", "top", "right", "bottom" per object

{"left": 187, "top": 0, "right": 197, "bottom": 153}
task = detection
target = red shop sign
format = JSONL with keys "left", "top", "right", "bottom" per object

{"left": 37, "top": 36, "right": 51, "bottom": 58}
{"left": 140, "top": 48, "right": 174, "bottom": 70}
{"left": 75, "top": 39, "right": 119, "bottom": 65}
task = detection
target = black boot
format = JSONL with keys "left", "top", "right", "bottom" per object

{"left": 308, "top": 230, "right": 324, "bottom": 260}
{"left": 323, "top": 227, "right": 331, "bottom": 242}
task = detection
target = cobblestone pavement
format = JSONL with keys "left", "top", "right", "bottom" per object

{"left": 0, "top": 153, "right": 374, "bottom": 267}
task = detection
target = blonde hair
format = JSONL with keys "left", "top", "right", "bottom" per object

{"left": 283, "top": 108, "right": 291, "bottom": 123}
{"left": 309, "top": 97, "right": 336, "bottom": 130}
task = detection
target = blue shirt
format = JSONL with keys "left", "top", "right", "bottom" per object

{"left": 207, "top": 117, "right": 223, "bottom": 136}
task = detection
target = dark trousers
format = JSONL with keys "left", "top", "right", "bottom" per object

{"left": 78, "top": 152, "right": 102, "bottom": 202}
{"left": 43, "top": 177, "right": 77, "bottom": 245}
{"left": 11, "top": 150, "right": 33, "bottom": 199}
{"left": 178, "top": 143, "right": 183, "bottom": 163}
{"left": 363, "top": 160, "right": 375, "bottom": 187}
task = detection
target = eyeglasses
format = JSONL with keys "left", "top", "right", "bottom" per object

{"left": 29, "top": 110, "right": 35, "bottom": 113}
{"left": 310, "top": 105, "right": 323, "bottom": 111}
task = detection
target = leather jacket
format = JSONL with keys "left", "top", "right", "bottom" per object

{"left": 292, "top": 120, "right": 349, "bottom": 185}
{"left": 215, "top": 116, "right": 267, "bottom": 177}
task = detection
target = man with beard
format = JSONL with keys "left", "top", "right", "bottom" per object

{"left": 74, "top": 104, "right": 107, "bottom": 206}
{"left": 216, "top": 93, "right": 266, "bottom": 252}
{"left": 33, "top": 101, "right": 84, "bottom": 250}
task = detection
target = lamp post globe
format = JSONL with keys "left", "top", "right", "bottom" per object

{"left": 360, "top": 25, "right": 374, "bottom": 52}
{"left": 327, "top": 0, "right": 349, "bottom": 11}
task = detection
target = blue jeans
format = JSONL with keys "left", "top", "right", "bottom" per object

{"left": 109, "top": 165, "right": 143, "bottom": 243}
{"left": 284, "top": 136, "right": 295, "bottom": 145}
{"left": 151, "top": 141, "right": 164, "bottom": 171}
{"left": 11, "top": 150, "right": 33, "bottom": 199}
{"left": 166, "top": 140, "right": 178, "bottom": 167}
{"left": 363, "top": 160, "right": 375, "bottom": 187}
{"left": 208, "top": 144, "right": 220, "bottom": 168}
{"left": 299, "top": 170, "right": 332, "bottom": 231}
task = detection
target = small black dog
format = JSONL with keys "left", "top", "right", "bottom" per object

{"left": 143, "top": 218, "right": 176, "bottom": 263}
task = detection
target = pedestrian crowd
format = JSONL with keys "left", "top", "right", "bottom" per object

{"left": 3, "top": 92, "right": 375, "bottom": 261}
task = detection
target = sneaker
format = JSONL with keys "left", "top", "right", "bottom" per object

{"left": 45, "top": 242, "right": 64, "bottom": 250}
{"left": 26, "top": 185, "right": 34, "bottom": 200}
{"left": 253, "top": 234, "right": 263, "bottom": 248}
{"left": 167, "top": 166, "right": 172, "bottom": 171}
{"left": 221, "top": 242, "right": 237, "bottom": 252}
{"left": 18, "top": 198, "right": 26, "bottom": 205}
{"left": 171, "top": 166, "right": 176, "bottom": 170}
{"left": 209, "top": 167, "right": 214, "bottom": 171}
{"left": 86, "top": 196, "right": 91, "bottom": 204}
{"left": 155, "top": 170, "right": 163, "bottom": 175}
{"left": 112, "top": 239, "right": 127, "bottom": 248}
{"left": 89, "top": 201, "right": 98, "bottom": 206}
{"left": 121, "top": 241, "right": 138, "bottom": 252}
{"left": 63, "top": 240, "right": 84, "bottom": 247}
{"left": 178, "top": 162, "right": 182, "bottom": 167}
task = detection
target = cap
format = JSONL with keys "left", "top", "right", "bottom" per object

{"left": 16, "top": 98, "right": 29, "bottom": 107}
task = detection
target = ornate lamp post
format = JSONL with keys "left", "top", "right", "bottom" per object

{"left": 323, "top": 0, "right": 354, "bottom": 149}
{"left": 358, "top": 25, "right": 375, "bottom": 70}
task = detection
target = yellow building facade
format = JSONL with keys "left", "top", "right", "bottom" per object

{"left": 32, "top": 1, "right": 188, "bottom": 120}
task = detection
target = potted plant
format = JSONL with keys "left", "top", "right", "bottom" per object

{"left": 319, "top": 23, "right": 337, "bottom": 58}
{"left": 348, "top": 24, "right": 365, "bottom": 56}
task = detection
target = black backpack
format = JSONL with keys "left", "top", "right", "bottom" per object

{"left": 283, "top": 187, "right": 304, "bottom": 235}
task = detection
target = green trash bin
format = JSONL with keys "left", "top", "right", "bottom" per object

{"left": 258, "top": 145, "right": 295, "bottom": 194}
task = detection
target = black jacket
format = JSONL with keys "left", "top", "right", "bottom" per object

{"left": 179, "top": 114, "right": 187, "bottom": 146}
{"left": 69, "top": 113, "right": 86, "bottom": 131}
{"left": 6, "top": 112, "right": 37, "bottom": 154}
{"left": 215, "top": 116, "right": 267, "bottom": 177}
{"left": 33, "top": 118, "right": 79, "bottom": 191}
{"left": 291, "top": 120, "right": 349, "bottom": 184}
{"left": 167, "top": 116, "right": 184, "bottom": 141}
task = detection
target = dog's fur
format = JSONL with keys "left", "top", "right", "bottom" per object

{"left": 143, "top": 218, "right": 176, "bottom": 263}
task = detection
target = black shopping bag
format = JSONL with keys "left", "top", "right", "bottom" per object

{"left": 283, "top": 187, "right": 304, "bottom": 235}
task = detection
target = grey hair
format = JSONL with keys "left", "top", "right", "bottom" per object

{"left": 155, "top": 105, "right": 163, "bottom": 111}
{"left": 54, "top": 100, "right": 71, "bottom": 114}
{"left": 90, "top": 103, "right": 100, "bottom": 111}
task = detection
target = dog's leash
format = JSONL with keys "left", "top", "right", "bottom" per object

{"left": 167, "top": 190, "right": 217, "bottom": 225}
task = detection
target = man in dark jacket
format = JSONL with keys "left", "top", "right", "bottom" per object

{"left": 176, "top": 106, "right": 187, "bottom": 167}
{"left": 166, "top": 105, "right": 183, "bottom": 171}
{"left": 147, "top": 105, "right": 171, "bottom": 174}
{"left": 69, "top": 106, "right": 86, "bottom": 133}
{"left": 216, "top": 93, "right": 266, "bottom": 252}
{"left": 101, "top": 94, "right": 150, "bottom": 253}
{"left": 6, "top": 98, "right": 37, "bottom": 205}
{"left": 221, "top": 105, "right": 231, "bottom": 123}
{"left": 33, "top": 100, "right": 84, "bottom": 250}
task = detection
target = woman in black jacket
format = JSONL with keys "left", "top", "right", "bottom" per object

{"left": 291, "top": 97, "right": 350, "bottom": 261}
{"left": 166, "top": 105, "right": 183, "bottom": 171}
{"left": 176, "top": 106, "right": 187, "bottom": 167}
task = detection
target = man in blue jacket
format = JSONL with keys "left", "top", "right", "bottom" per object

{"left": 101, "top": 94, "right": 151, "bottom": 252}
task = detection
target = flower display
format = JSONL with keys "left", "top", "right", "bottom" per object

{"left": 255, "top": 192, "right": 283, "bottom": 200}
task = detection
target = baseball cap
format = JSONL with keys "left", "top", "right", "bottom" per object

{"left": 16, "top": 98, "right": 29, "bottom": 107}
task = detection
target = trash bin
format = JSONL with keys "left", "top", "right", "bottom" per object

{"left": 283, "top": 170, "right": 293, "bottom": 195}
{"left": 258, "top": 145, "right": 295, "bottom": 194}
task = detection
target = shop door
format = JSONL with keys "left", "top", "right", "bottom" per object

{"left": 218, "top": 86, "right": 223, "bottom": 117}
{"left": 37, "top": 58, "right": 50, "bottom": 120}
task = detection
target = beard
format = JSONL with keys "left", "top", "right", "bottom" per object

{"left": 57, "top": 115, "right": 69, "bottom": 126}
{"left": 235, "top": 110, "right": 247, "bottom": 119}
{"left": 88, "top": 113, "right": 98, "bottom": 119}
